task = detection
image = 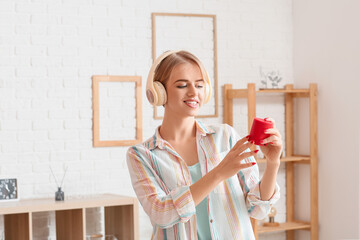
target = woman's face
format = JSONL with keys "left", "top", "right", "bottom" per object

{"left": 164, "top": 62, "right": 205, "bottom": 117}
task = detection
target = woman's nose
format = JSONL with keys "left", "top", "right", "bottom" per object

{"left": 187, "top": 85, "right": 196, "bottom": 96}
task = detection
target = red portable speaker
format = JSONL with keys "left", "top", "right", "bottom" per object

{"left": 249, "top": 118, "right": 274, "bottom": 146}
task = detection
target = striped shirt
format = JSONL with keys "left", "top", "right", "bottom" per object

{"left": 126, "top": 120, "right": 280, "bottom": 240}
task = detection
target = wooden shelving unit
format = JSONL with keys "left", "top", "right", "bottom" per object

{"left": 224, "top": 83, "right": 318, "bottom": 240}
{"left": 0, "top": 194, "right": 139, "bottom": 240}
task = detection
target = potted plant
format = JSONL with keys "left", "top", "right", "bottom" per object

{"left": 259, "top": 67, "right": 282, "bottom": 89}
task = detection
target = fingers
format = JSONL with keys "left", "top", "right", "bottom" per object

{"left": 238, "top": 162, "right": 256, "bottom": 170}
{"left": 265, "top": 128, "right": 281, "bottom": 138}
{"left": 236, "top": 150, "right": 258, "bottom": 169}
{"left": 262, "top": 133, "right": 282, "bottom": 146}
{"left": 236, "top": 149, "right": 258, "bottom": 162}
{"left": 231, "top": 136, "right": 253, "bottom": 154}
{"left": 261, "top": 136, "right": 278, "bottom": 145}
{"left": 233, "top": 141, "right": 253, "bottom": 156}
{"left": 233, "top": 135, "right": 250, "bottom": 148}
{"left": 264, "top": 117, "right": 276, "bottom": 128}
{"left": 227, "top": 142, "right": 257, "bottom": 162}
{"left": 262, "top": 125, "right": 281, "bottom": 146}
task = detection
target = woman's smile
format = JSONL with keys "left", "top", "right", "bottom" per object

{"left": 183, "top": 99, "right": 200, "bottom": 108}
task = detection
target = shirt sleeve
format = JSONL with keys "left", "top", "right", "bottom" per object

{"left": 226, "top": 124, "right": 281, "bottom": 220}
{"left": 238, "top": 161, "right": 280, "bottom": 220}
{"left": 126, "top": 146, "right": 196, "bottom": 228}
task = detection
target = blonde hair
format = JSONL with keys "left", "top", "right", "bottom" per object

{"left": 154, "top": 51, "right": 202, "bottom": 87}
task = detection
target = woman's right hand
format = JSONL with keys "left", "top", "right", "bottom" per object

{"left": 215, "top": 136, "right": 257, "bottom": 181}
{"left": 190, "top": 136, "right": 257, "bottom": 206}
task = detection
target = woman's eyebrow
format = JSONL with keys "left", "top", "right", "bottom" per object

{"left": 174, "top": 79, "right": 204, "bottom": 83}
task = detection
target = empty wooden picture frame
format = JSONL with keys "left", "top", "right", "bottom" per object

{"left": 152, "top": 12, "right": 218, "bottom": 119}
{"left": 92, "top": 75, "right": 142, "bottom": 147}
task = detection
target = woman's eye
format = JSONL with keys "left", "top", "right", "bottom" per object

{"left": 196, "top": 85, "right": 204, "bottom": 88}
{"left": 177, "top": 85, "right": 187, "bottom": 88}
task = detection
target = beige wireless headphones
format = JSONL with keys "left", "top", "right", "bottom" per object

{"left": 146, "top": 50, "right": 212, "bottom": 106}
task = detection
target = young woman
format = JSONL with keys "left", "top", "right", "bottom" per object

{"left": 127, "top": 50, "right": 281, "bottom": 239}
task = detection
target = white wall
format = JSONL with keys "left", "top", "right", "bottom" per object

{"left": 0, "top": 0, "right": 293, "bottom": 239}
{"left": 293, "top": 0, "right": 360, "bottom": 239}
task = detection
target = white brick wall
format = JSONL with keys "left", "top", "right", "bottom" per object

{"left": 0, "top": 0, "right": 292, "bottom": 239}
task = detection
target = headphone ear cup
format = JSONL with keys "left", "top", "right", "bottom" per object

{"left": 202, "top": 69, "right": 211, "bottom": 104}
{"left": 204, "top": 81, "right": 211, "bottom": 104}
{"left": 153, "top": 81, "right": 167, "bottom": 106}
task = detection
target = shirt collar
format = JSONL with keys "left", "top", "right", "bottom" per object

{"left": 195, "top": 120, "right": 215, "bottom": 136}
{"left": 146, "top": 120, "right": 215, "bottom": 150}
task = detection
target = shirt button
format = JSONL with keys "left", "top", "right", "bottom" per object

{"left": 210, "top": 219, "right": 213, "bottom": 223}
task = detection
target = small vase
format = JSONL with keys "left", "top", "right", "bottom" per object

{"left": 55, "top": 187, "right": 64, "bottom": 201}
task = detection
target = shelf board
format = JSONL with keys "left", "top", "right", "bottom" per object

{"left": 258, "top": 221, "right": 311, "bottom": 234}
{"left": 0, "top": 194, "right": 136, "bottom": 215}
{"left": 257, "top": 89, "right": 309, "bottom": 93}
{"left": 226, "top": 88, "right": 310, "bottom": 99}
{"left": 256, "top": 155, "right": 310, "bottom": 164}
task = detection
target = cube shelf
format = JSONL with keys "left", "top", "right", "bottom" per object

{"left": 0, "top": 194, "right": 139, "bottom": 240}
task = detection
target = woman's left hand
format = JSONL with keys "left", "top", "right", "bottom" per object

{"left": 259, "top": 118, "right": 283, "bottom": 165}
